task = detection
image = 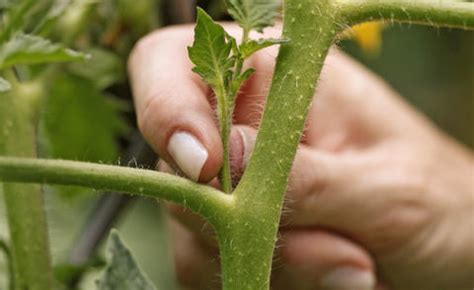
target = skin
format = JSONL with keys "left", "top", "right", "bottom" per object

{"left": 128, "top": 24, "right": 474, "bottom": 289}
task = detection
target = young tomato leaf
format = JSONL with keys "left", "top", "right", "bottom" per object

{"left": 231, "top": 67, "right": 254, "bottom": 96}
{"left": 188, "top": 8, "right": 234, "bottom": 92}
{"left": 96, "top": 230, "right": 157, "bottom": 290}
{"left": 226, "top": 0, "right": 280, "bottom": 33}
{"left": 0, "top": 33, "right": 89, "bottom": 69}
{"left": 0, "top": 77, "right": 11, "bottom": 92}
{"left": 240, "top": 38, "right": 288, "bottom": 59}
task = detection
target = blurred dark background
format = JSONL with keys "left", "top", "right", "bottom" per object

{"left": 0, "top": 1, "right": 472, "bottom": 289}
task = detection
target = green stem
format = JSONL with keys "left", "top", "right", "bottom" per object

{"left": 0, "top": 80, "right": 54, "bottom": 290}
{"left": 336, "top": 0, "right": 474, "bottom": 30}
{"left": 217, "top": 1, "right": 337, "bottom": 289}
{"left": 0, "top": 157, "right": 233, "bottom": 226}
{"left": 216, "top": 86, "right": 233, "bottom": 194}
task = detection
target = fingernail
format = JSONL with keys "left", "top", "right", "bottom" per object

{"left": 320, "top": 267, "right": 375, "bottom": 290}
{"left": 167, "top": 132, "right": 208, "bottom": 181}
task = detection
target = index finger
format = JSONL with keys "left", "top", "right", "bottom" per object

{"left": 128, "top": 25, "right": 223, "bottom": 182}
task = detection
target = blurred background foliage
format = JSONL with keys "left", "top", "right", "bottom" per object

{"left": 0, "top": 0, "right": 472, "bottom": 289}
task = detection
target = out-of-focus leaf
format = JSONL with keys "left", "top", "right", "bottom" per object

{"left": 117, "top": 0, "right": 159, "bottom": 35}
{"left": 69, "top": 48, "right": 125, "bottom": 89}
{"left": 0, "top": 0, "right": 36, "bottom": 43}
{"left": 0, "top": 33, "right": 89, "bottom": 69}
{"left": 34, "top": 0, "right": 72, "bottom": 36}
{"left": 39, "top": 73, "right": 127, "bottom": 163}
{"left": 0, "top": 0, "right": 12, "bottom": 9}
{"left": 96, "top": 230, "right": 157, "bottom": 290}
{"left": 39, "top": 73, "right": 127, "bottom": 199}
{"left": 227, "top": 0, "right": 280, "bottom": 33}
{"left": 0, "top": 78, "right": 11, "bottom": 92}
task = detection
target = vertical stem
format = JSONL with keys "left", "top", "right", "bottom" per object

{"left": 217, "top": 1, "right": 338, "bottom": 289}
{"left": 217, "top": 87, "right": 233, "bottom": 194}
{"left": 0, "top": 80, "right": 54, "bottom": 290}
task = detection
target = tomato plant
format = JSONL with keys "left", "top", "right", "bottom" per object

{"left": 0, "top": 1, "right": 473, "bottom": 290}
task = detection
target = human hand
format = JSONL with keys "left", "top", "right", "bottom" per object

{"left": 128, "top": 24, "right": 474, "bottom": 290}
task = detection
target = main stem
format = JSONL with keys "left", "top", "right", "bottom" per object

{"left": 216, "top": 1, "right": 337, "bottom": 289}
{"left": 0, "top": 81, "right": 54, "bottom": 290}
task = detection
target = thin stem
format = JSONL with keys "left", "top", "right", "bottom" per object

{"left": 336, "top": 0, "right": 474, "bottom": 30}
{"left": 216, "top": 86, "right": 233, "bottom": 194}
{"left": 0, "top": 157, "right": 233, "bottom": 225}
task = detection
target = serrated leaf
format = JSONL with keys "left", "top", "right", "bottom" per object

{"left": 227, "top": 0, "right": 280, "bottom": 33}
{"left": 0, "top": 78, "right": 11, "bottom": 92}
{"left": 231, "top": 68, "right": 254, "bottom": 96}
{"left": 0, "top": 33, "right": 89, "bottom": 69}
{"left": 188, "top": 8, "right": 235, "bottom": 90}
{"left": 240, "top": 38, "right": 288, "bottom": 59}
{"left": 96, "top": 230, "right": 157, "bottom": 290}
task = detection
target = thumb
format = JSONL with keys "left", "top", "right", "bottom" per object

{"left": 229, "top": 125, "right": 257, "bottom": 187}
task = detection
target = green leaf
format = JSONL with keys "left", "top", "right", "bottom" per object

{"left": 240, "top": 38, "right": 288, "bottom": 59}
{"left": 0, "top": 33, "right": 89, "bottom": 69}
{"left": 231, "top": 68, "right": 254, "bottom": 96}
{"left": 39, "top": 73, "right": 127, "bottom": 163}
{"left": 69, "top": 48, "right": 125, "bottom": 89}
{"left": 33, "top": 0, "right": 72, "bottom": 36}
{"left": 188, "top": 8, "right": 235, "bottom": 90}
{"left": 96, "top": 230, "right": 157, "bottom": 290}
{"left": 0, "top": 78, "right": 11, "bottom": 92}
{"left": 226, "top": 0, "right": 280, "bottom": 33}
{"left": 38, "top": 73, "right": 127, "bottom": 199}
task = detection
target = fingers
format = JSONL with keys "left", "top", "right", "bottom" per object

{"left": 129, "top": 26, "right": 223, "bottom": 182}
{"left": 274, "top": 229, "right": 376, "bottom": 290}
{"left": 160, "top": 124, "right": 255, "bottom": 248}
{"left": 170, "top": 221, "right": 379, "bottom": 290}
{"left": 305, "top": 50, "right": 439, "bottom": 151}
{"left": 128, "top": 24, "right": 281, "bottom": 182}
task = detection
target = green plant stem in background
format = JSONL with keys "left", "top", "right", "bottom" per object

{"left": 0, "top": 80, "right": 54, "bottom": 290}
{"left": 337, "top": 0, "right": 474, "bottom": 30}
{"left": 0, "top": 157, "right": 232, "bottom": 226}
